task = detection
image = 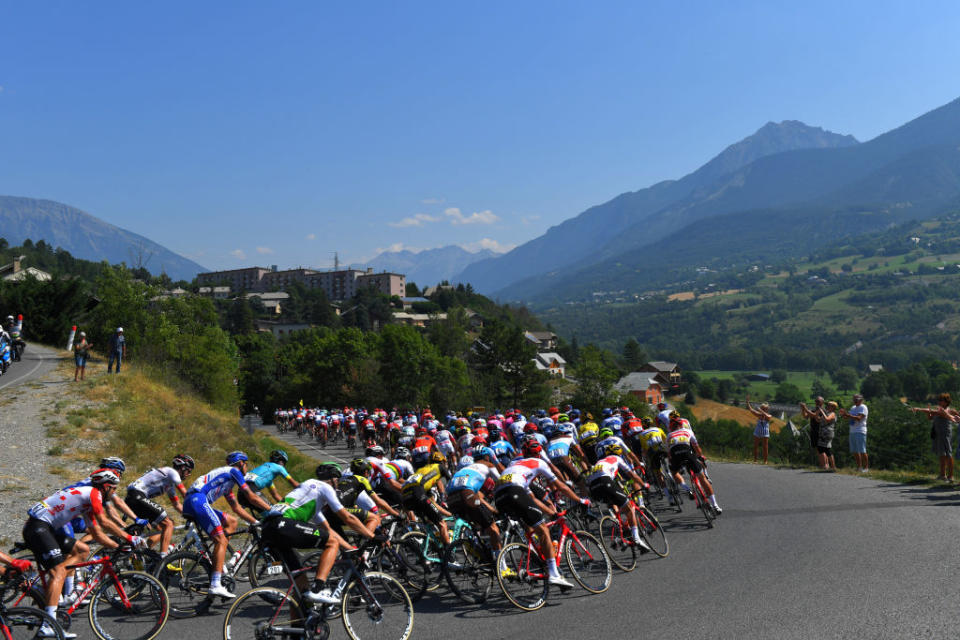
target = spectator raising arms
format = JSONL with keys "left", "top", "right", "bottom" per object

{"left": 911, "top": 393, "right": 960, "bottom": 483}
{"left": 745, "top": 395, "right": 773, "bottom": 464}
{"left": 839, "top": 394, "right": 869, "bottom": 473}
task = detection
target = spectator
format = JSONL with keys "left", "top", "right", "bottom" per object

{"left": 800, "top": 397, "right": 833, "bottom": 469}
{"left": 107, "top": 326, "right": 126, "bottom": 374}
{"left": 840, "top": 394, "right": 869, "bottom": 473}
{"left": 817, "top": 401, "right": 838, "bottom": 471}
{"left": 73, "top": 331, "right": 91, "bottom": 381}
{"left": 911, "top": 393, "right": 958, "bottom": 482}
{"left": 745, "top": 395, "right": 773, "bottom": 464}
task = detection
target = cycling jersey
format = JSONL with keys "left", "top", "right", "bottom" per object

{"left": 595, "top": 435, "right": 631, "bottom": 458}
{"left": 265, "top": 479, "right": 344, "bottom": 525}
{"left": 668, "top": 427, "right": 698, "bottom": 449}
{"left": 494, "top": 458, "right": 557, "bottom": 494}
{"left": 637, "top": 427, "right": 667, "bottom": 453}
{"left": 621, "top": 419, "right": 645, "bottom": 439}
{"left": 446, "top": 462, "right": 500, "bottom": 494}
{"left": 28, "top": 485, "right": 105, "bottom": 529}
{"left": 585, "top": 455, "right": 633, "bottom": 484}
{"left": 188, "top": 466, "right": 248, "bottom": 503}
{"left": 577, "top": 422, "right": 599, "bottom": 443}
{"left": 401, "top": 463, "right": 448, "bottom": 496}
{"left": 657, "top": 410, "right": 672, "bottom": 430}
{"left": 412, "top": 435, "right": 437, "bottom": 460}
{"left": 127, "top": 467, "right": 184, "bottom": 499}
{"left": 601, "top": 416, "right": 623, "bottom": 431}
{"left": 391, "top": 459, "right": 415, "bottom": 478}
{"left": 547, "top": 435, "right": 576, "bottom": 460}
{"left": 338, "top": 474, "right": 373, "bottom": 507}
{"left": 490, "top": 440, "right": 516, "bottom": 464}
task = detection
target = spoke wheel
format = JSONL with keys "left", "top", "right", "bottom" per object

{"left": 599, "top": 515, "right": 636, "bottom": 571}
{"left": 443, "top": 533, "right": 493, "bottom": 604}
{"left": 374, "top": 540, "right": 429, "bottom": 603}
{"left": 342, "top": 572, "right": 414, "bottom": 640}
{"left": 153, "top": 550, "right": 212, "bottom": 618}
{"left": 88, "top": 570, "right": 169, "bottom": 640}
{"left": 222, "top": 587, "right": 310, "bottom": 640}
{"left": 637, "top": 505, "right": 670, "bottom": 557}
{"left": 495, "top": 542, "right": 548, "bottom": 611}
{"left": 564, "top": 531, "right": 612, "bottom": 593}
{"left": 4, "top": 606, "right": 66, "bottom": 639}
{"left": 695, "top": 483, "right": 715, "bottom": 528}
{"left": 397, "top": 532, "right": 443, "bottom": 593}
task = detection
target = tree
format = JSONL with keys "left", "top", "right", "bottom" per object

{"left": 899, "top": 363, "right": 930, "bottom": 402}
{"left": 572, "top": 345, "right": 619, "bottom": 416}
{"left": 716, "top": 378, "right": 734, "bottom": 402}
{"left": 831, "top": 367, "right": 859, "bottom": 392}
{"left": 774, "top": 382, "right": 803, "bottom": 403}
{"left": 811, "top": 378, "right": 835, "bottom": 400}
{"left": 227, "top": 296, "right": 256, "bottom": 335}
{"left": 770, "top": 369, "right": 788, "bottom": 384}
{"left": 622, "top": 338, "right": 645, "bottom": 371}
{"left": 698, "top": 379, "right": 716, "bottom": 400}
{"left": 405, "top": 282, "right": 421, "bottom": 297}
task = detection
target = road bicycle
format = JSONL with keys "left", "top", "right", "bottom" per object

{"left": 0, "top": 598, "right": 66, "bottom": 639}
{"left": 222, "top": 539, "right": 413, "bottom": 640}
{"left": 440, "top": 514, "right": 527, "bottom": 605}
{"left": 12, "top": 547, "right": 169, "bottom": 640}
{"left": 598, "top": 489, "right": 669, "bottom": 571}
{"left": 496, "top": 509, "right": 612, "bottom": 611}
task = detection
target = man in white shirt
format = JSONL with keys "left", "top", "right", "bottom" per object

{"left": 841, "top": 394, "right": 869, "bottom": 472}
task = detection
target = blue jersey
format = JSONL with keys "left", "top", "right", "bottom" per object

{"left": 490, "top": 440, "right": 515, "bottom": 464}
{"left": 547, "top": 436, "right": 574, "bottom": 460}
{"left": 446, "top": 463, "right": 499, "bottom": 494}
{"left": 189, "top": 466, "right": 247, "bottom": 503}
{"left": 601, "top": 416, "right": 623, "bottom": 431}
{"left": 244, "top": 462, "right": 291, "bottom": 491}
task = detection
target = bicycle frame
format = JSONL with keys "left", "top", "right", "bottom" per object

{"left": 16, "top": 554, "right": 128, "bottom": 617}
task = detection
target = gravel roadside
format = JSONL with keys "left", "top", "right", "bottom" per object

{"left": 0, "top": 343, "right": 109, "bottom": 544}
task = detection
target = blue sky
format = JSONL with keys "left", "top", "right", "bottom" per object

{"left": 1, "top": 2, "right": 959, "bottom": 272}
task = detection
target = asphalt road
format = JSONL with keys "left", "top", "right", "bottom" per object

{"left": 0, "top": 341, "right": 60, "bottom": 391}
{"left": 62, "top": 428, "right": 960, "bottom": 639}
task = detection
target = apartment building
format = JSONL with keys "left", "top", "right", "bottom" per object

{"left": 197, "top": 266, "right": 271, "bottom": 292}
{"left": 198, "top": 265, "right": 405, "bottom": 300}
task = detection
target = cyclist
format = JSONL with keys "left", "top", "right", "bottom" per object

{"left": 577, "top": 417, "right": 601, "bottom": 465}
{"left": 586, "top": 443, "right": 651, "bottom": 551}
{"left": 656, "top": 402, "right": 672, "bottom": 431}
{"left": 667, "top": 413, "right": 722, "bottom": 514}
{"left": 446, "top": 448, "right": 502, "bottom": 552}
{"left": 365, "top": 446, "right": 405, "bottom": 507}
{"left": 124, "top": 454, "right": 194, "bottom": 557}
{"left": 546, "top": 421, "right": 587, "bottom": 491}
{"left": 183, "top": 451, "right": 271, "bottom": 598}
{"left": 261, "top": 464, "right": 384, "bottom": 605}
{"left": 339, "top": 459, "right": 401, "bottom": 520}
{"left": 595, "top": 427, "right": 644, "bottom": 471}
{"left": 434, "top": 425, "right": 458, "bottom": 467}
{"left": 411, "top": 427, "right": 438, "bottom": 467}
{"left": 636, "top": 418, "right": 670, "bottom": 492}
{"left": 23, "top": 469, "right": 144, "bottom": 635}
{"left": 493, "top": 438, "right": 589, "bottom": 589}
{"left": 243, "top": 450, "right": 300, "bottom": 510}
{"left": 400, "top": 451, "right": 453, "bottom": 544}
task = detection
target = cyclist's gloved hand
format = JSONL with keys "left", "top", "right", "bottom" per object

{"left": 9, "top": 558, "right": 31, "bottom": 572}
{"left": 372, "top": 532, "right": 390, "bottom": 545}
{"left": 580, "top": 498, "right": 591, "bottom": 508}
{"left": 134, "top": 518, "right": 149, "bottom": 527}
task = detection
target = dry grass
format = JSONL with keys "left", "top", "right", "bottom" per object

{"left": 688, "top": 398, "right": 786, "bottom": 433}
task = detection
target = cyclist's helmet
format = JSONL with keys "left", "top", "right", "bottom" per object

{"left": 315, "top": 462, "right": 342, "bottom": 480}
{"left": 557, "top": 413, "right": 569, "bottom": 423}
{"left": 473, "top": 446, "right": 496, "bottom": 463}
{"left": 602, "top": 408, "right": 613, "bottom": 417}
{"left": 604, "top": 442, "right": 624, "bottom": 457}
{"left": 641, "top": 416, "right": 654, "bottom": 427}
{"left": 90, "top": 469, "right": 121, "bottom": 487}
{"left": 521, "top": 437, "right": 543, "bottom": 457}
{"left": 350, "top": 458, "right": 372, "bottom": 476}
{"left": 557, "top": 423, "right": 575, "bottom": 436}
{"left": 402, "top": 426, "right": 416, "bottom": 438}
{"left": 395, "top": 446, "right": 412, "bottom": 461}
{"left": 456, "top": 425, "right": 471, "bottom": 438}
{"left": 598, "top": 427, "right": 614, "bottom": 440}
{"left": 457, "top": 455, "right": 475, "bottom": 469}
{"left": 523, "top": 423, "right": 538, "bottom": 434}
{"left": 429, "top": 451, "right": 446, "bottom": 465}
{"left": 472, "top": 435, "right": 488, "bottom": 446}
{"left": 172, "top": 454, "right": 195, "bottom": 472}
{"left": 269, "top": 450, "right": 289, "bottom": 465}
{"left": 99, "top": 457, "right": 126, "bottom": 474}
{"left": 226, "top": 451, "right": 248, "bottom": 466}
{"left": 365, "top": 445, "right": 385, "bottom": 458}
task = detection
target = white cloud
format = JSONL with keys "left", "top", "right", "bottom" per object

{"left": 256, "top": 246, "right": 274, "bottom": 255}
{"left": 229, "top": 249, "right": 247, "bottom": 260}
{"left": 388, "top": 213, "right": 441, "bottom": 228}
{"left": 305, "top": 233, "right": 316, "bottom": 240}
{"left": 444, "top": 207, "right": 499, "bottom": 225}
{"left": 521, "top": 214, "right": 541, "bottom": 225}
{"left": 374, "top": 243, "right": 425, "bottom": 255}
{"left": 459, "top": 238, "right": 515, "bottom": 254}
{"left": 420, "top": 197, "right": 443, "bottom": 205}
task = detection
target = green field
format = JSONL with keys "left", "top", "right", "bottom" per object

{"left": 696, "top": 369, "right": 845, "bottom": 402}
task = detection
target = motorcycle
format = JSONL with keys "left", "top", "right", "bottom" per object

{"left": 0, "top": 335, "right": 11, "bottom": 375}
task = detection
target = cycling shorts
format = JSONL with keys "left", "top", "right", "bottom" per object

{"left": 669, "top": 445, "right": 703, "bottom": 475}
{"left": 237, "top": 489, "right": 267, "bottom": 516}
{"left": 437, "top": 442, "right": 455, "bottom": 456}
{"left": 377, "top": 484, "right": 403, "bottom": 508}
{"left": 588, "top": 476, "right": 628, "bottom": 509}
{"left": 22, "top": 518, "right": 76, "bottom": 570}
{"left": 125, "top": 490, "right": 168, "bottom": 525}
{"left": 447, "top": 489, "right": 495, "bottom": 529}
{"left": 400, "top": 486, "right": 444, "bottom": 527}
{"left": 260, "top": 515, "right": 329, "bottom": 571}
{"left": 322, "top": 505, "right": 371, "bottom": 538}
{"left": 494, "top": 485, "right": 545, "bottom": 528}
{"left": 645, "top": 449, "right": 667, "bottom": 473}
{"left": 183, "top": 492, "right": 225, "bottom": 536}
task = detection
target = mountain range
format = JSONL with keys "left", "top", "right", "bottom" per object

{"left": 363, "top": 245, "right": 500, "bottom": 289}
{"left": 0, "top": 196, "right": 207, "bottom": 281}
{"left": 456, "top": 97, "right": 960, "bottom": 303}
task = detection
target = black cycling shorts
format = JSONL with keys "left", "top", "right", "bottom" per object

{"left": 125, "top": 490, "right": 168, "bottom": 525}
{"left": 494, "top": 485, "right": 545, "bottom": 528}
{"left": 401, "top": 485, "right": 444, "bottom": 526}
{"left": 377, "top": 484, "right": 403, "bottom": 508}
{"left": 529, "top": 476, "right": 548, "bottom": 501}
{"left": 588, "top": 476, "right": 628, "bottom": 509}
{"left": 669, "top": 445, "right": 703, "bottom": 475}
{"left": 260, "top": 516, "right": 329, "bottom": 570}
{"left": 447, "top": 489, "right": 495, "bottom": 529}
{"left": 22, "top": 518, "right": 76, "bottom": 570}
{"left": 321, "top": 505, "right": 370, "bottom": 538}
{"left": 581, "top": 443, "right": 599, "bottom": 466}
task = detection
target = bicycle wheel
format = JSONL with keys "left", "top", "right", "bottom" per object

{"left": 246, "top": 547, "right": 290, "bottom": 592}
{"left": 342, "top": 571, "right": 414, "bottom": 640}
{"left": 375, "top": 540, "right": 429, "bottom": 603}
{"left": 153, "top": 550, "right": 213, "bottom": 618}
{"left": 443, "top": 532, "right": 493, "bottom": 604}
{"left": 598, "top": 515, "right": 636, "bottom": 572}
{"left": 496, "top": 542, "right": 548, "bottom": 611}
{"left": 3, "top": 606, "right": 66, "bottom": 639}
{"left": 397, "top": 532, "right": 443, "bottom": 593}
{"left": 88, "top": 570, "right": 169, "bottom": 640}
{"left": 564, "top": 531, "right": 612, "bottom": 594}
{"left": 664, "top": 464, "right": 683, "bottom": 512}
{"left": 223, "top": 587, "right": 311, "bottom": 640}
{"left": 695, "top": 483, "right": 715, "bottom": 528}
{"left": 637, "top": 505, "right": 670, "bottom": 557}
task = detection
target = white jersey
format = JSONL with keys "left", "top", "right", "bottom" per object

{"left": 265, "top": 479, "right": 344, "bottom": 525}
{"left": 128, "top": 467, "right": 183, "bottom": 499}
{"left": 28, "top": 485, "right": 106, "bottom": 529}
{"left": 585, "top": 455, "right": 633, "bottom": 484}
{"left": 495, "top": 458, "right": 557, "bottom": 494}
{"left": 390, "top": 459, "right": 415, "bottom": 478}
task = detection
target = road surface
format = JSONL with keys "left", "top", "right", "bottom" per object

{"left": 0, "top": 342, "right": 60, "bottom": 391}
